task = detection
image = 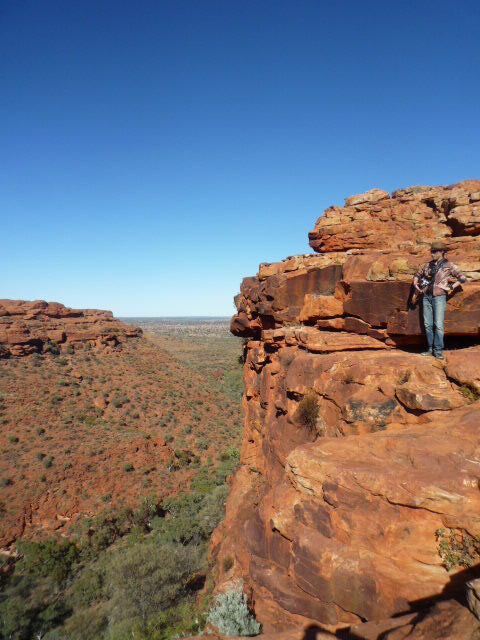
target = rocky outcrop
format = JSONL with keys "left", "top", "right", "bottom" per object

{"left": 212, "top": 180, "right": 480, "bottom": 637}
{"left": 0, "top": 299, "right": 141, "bottom": 356}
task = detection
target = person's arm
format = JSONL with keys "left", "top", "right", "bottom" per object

{"left": 449, "top": 263, "right": 467, "bottom": 291}
{"left": 413, "top": 264, "right": 426, "bottom": 292}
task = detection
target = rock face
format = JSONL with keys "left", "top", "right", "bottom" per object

{"left": 212, "top": 180, "right": 480, "bottom": 636}
{"left": 0, "top": 300, "right": 141, "bottom": 356}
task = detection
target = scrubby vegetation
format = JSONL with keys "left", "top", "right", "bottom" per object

{"left": 0, "top": 319, "right": 244, "bottom": 639}
{"left": 436, "top": 527, "right": 480, "bottom": 571}
{"left": 206, "top": 580, "right": 260, "bottom": 636}
{"left": 297, "top": 390, "right": 320, "bottom": 430}
{"left": 0, "top": 449, "right": 240, "bottom": 639}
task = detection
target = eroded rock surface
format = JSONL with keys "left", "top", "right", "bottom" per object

{"left": 212, "top": 180, "right": 480, "bottom": 637}
{"left": 0, "top": 299, "right": 141, "bottom": 356}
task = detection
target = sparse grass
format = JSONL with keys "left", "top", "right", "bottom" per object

{"left": 297, "top": 391, "right": 320, "bottom": 430}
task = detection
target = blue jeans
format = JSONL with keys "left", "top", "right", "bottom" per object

{"left": 422, "top": 294, "right": 446, "bottom": 354}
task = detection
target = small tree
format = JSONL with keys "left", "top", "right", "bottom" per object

{"left": 206, "top": 580, "right": 260, "bottom": 636}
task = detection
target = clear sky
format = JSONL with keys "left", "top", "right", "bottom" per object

{"left": 2, "top": 1, "right": 479, "bottom": 316}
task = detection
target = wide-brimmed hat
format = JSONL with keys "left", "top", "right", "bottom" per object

{"left": 430, "top": 241, "right": 447, "bottom": 252}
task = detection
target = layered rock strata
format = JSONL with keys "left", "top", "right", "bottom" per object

{"left": 0, "top": 299, "right": 141, "bottom": 357}
{"left": 212, "top": 180, "right": 480, "bottom": 634}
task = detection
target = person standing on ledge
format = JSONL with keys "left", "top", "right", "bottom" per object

{"left": 413, "top": 241, "right": 467, "bottom": 360}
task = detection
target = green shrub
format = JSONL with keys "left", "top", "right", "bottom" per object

{"left": 197, "top": 436, "right": 208, "bottom": 450}
{"left": 297, "top": 391, "right": 319, "bottom": 430}
{"left": 436, "top": 528, "right": 480, "bottom": 570}
{"left": 58, "top": 607, "right": 108, "bottom": 640}
{"left": 206, "top": 580, "right": 260, "bottom": 636}
{"left": 69, "top": 565, "right": 105, "bottom": 607}
{"left": 105, "top": 541, "right": 202, "bottom": 632}
{"left": 123, "top": 462, "right": 134, "bottom": 472}
{"left": 43, "top": 341, "right": 60, "bottom": 355}
{"left": 132, "top": 496, "right": 161, "bottom": 532}
{"left": 16, "top": 538, "right": 78, "bottom": 585}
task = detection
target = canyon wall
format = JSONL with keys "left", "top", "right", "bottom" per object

{"left": 0, "top": 300, "right": 141, "bottom": 356}
{"left": 212, "top": 180, "right": 480, "bottom": 632}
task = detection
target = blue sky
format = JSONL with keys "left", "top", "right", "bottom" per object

{"left": 2, "top": 1, "right": 479, "bottom": 316}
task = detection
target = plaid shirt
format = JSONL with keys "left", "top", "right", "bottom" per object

{"left": 414, "top": 259, "right": 467, "bottom": 297}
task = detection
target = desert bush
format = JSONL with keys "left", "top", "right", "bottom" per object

{"left": 57, "top": 606, "right": 108, "bottom": 640}
{"left": 436, "top": 528, "right": 480, "bottom": 570}
{"left": 216, "top": 447, "right": 240, "bottom": 484}
{"left": 0, "top": 589, "right": 66, "bottom": 640}
{"left": 132, "top": 495, "right": 161, "bottom": 532}
{"left": 77, "top": 508, "right": 133, "bottom": 556}
{"left": 16, "top": 538, "right": 78, "bottom": 585}
{"left": 297, "top": 391, "right": 319, "bottom": 430}
{"left": 197, "top": 435, "right": 208, "bottom": 450}
{"left": 69, "top": 565, "right": 106, "bottom": 607}
{"left": 43, "top": 341, "right": 60, "bottom": 355}
{"left": 105, "top": 541, "right": 202, "bottom": 632}
{"left": 206, "top": 580, "right": 260, "bottom": 636}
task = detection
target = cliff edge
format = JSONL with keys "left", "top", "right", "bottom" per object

{"left": 211, "top": 180, "right": 480, "bottom": 635}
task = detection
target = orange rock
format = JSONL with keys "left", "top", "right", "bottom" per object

{"left": 0, "top": 300, "right": 141, "bottom": 357}
{"left": 445, "top": 345, "right": 480, "bottom": 393}
{"left": 299, "top": 295, "right": 343, "bottom": 322}
{"left": 220, "top": 179, "right": 480, "bottom": 633}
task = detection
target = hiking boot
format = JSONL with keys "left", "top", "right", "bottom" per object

{"left": 434, "top": 352, "right": 444, "bottom": 360}
{"left": 421, "top": 350, "right": 433, "bottom": 356}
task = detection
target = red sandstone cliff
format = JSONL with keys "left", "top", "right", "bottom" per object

{"left": 210, "top": 180, "right": 480, "bottom": 637}
{"left": 0, "top": 300, "right": 141, "bottom": 357}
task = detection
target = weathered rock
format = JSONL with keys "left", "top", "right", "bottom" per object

{"left": 0, "top": 300, "right": 141, "bottom": 357}
{"left": 351, "top": 599, "right": 480, "bottom": 640}
{"left": 217, "top": 179, "right": 480, "bottom": 636}
{"left": 467, "top": 578, "right": 480, "bottom": 622}
{"left": 299, "top": 295, "right": 343, "bottom": 322}
{"left": 308, "top": 180, "right": 480, "bottom": 253}
{"left": 445, "top": 346, "right": 480, "bottom": 393}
